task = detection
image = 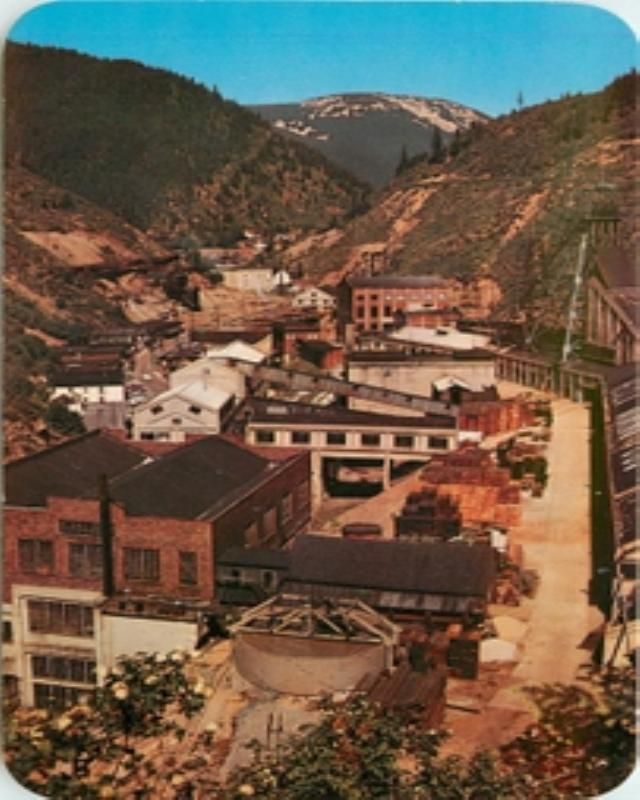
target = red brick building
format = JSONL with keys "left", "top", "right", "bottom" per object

{"left": 3, "top": 431, "right": 310, "bottom": 707}
{"left": 349, "top": 275, "right": 460, "bottom": 333}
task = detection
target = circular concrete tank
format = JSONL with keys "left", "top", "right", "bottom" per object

{"left": 234, "top": 632, "right": 388, "bottom": 696}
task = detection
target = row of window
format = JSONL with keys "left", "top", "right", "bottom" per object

{"left": 34, "top": 682, "right": 90, "bottom": 710}
{"left": 32, "top": 654, "right": 96, "bottom": 685}
{"left": 353, "top": 291, "right": 448, "bottom": 302}
{"left": 18, "top": 541, "right": 199, "bottom": 586}
{"left": 255, "top": 429, "right": 450, "bottom": 450}
{"left": 28, "top": 600, "right": 95, "bottom": 637}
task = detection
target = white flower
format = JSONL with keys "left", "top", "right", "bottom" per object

{"left": 170, "top": 651, "right": 184, "bottom": 663}
{"left": 56, "top": 715, "right": 72, "bottom": 732}
{"left": 112, "top": 682, "right": 129, "bottom": 701}
{"left": 154, "top": 653, "right": 166, "bottom": 663}
{"left": 192, "top": 680, "right": 206, "bottom": 695}
{"left": 238, "top": 785, "right": 255, "bottom": 797}
{"left": 144, "top": 675, "right": 158, "bottom": 686}
{"left": 204, "top": 722, "right": 218, "bottom": 734}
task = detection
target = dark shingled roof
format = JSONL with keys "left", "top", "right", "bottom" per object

{"left": 288, "top": 535, "right": 496, "bottom": 597}
{"left": 4, "top": 431, "right": 148, "bottom": 508}
{"left": 52, "top": 368, "right": 124, "bottom": 387}
{"left": 217, "top": 547, "right": 290, "bottom": 569}
{"left": 107, "top": 436, "right": 275, "bottom": 520}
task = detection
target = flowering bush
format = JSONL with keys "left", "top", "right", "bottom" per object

{"left": 6, "top": 649, "right": 210, "bottom": 799}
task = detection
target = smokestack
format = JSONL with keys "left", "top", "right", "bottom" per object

{"left": 99, "top": 474, "right": 115, "bottom": 598}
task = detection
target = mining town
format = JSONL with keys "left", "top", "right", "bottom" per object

{"left": 2, "top": 13, "right": 637, "bottom": 800}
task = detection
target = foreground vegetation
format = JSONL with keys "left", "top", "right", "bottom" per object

{"left": 5, "top": 653, "right": 636, "bottom": 799}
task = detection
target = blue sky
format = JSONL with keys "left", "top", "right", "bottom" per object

{"left": 5, "top": 2, "right": 639, "bottom": 116}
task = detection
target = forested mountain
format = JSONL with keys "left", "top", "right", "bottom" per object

{"left": 4, "top": 42, "right": 369, "bottom": 246}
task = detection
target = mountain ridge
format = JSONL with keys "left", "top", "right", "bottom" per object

{"left": 253, "top": 92, "right": 488, "bottom": 187}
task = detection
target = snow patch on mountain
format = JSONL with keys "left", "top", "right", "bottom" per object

{"left": 301, "top": 93, "right": 486, "bottom": 132}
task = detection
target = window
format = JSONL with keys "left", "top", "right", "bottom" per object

{"left": 356, "top": 306, "right": 365, "bottom": 319}
{"left": 172, "top": 417, "right": 182, "bottom": 425}
{"left": 262, "top": 570, "right": 275, "bottom": 590}
{"left": 189, "top": 405, "right": 202, "bottom": 415}
{"left": 428, "top": 436, "right": 449, "bottom": 450}
{"left": 69, "top": 543, "right": 103, "bottom": 578}
{"left": 262, "top": 508, "right": 278, "bottom": 542}
{"left": 361, "top": 433, "right": 381, "bottom": 447}
{"left": 370, "top": 306, "right": 379, "bottom": 318}
{"left": 384, "top": 305, "right": 392, "bottom": 316}
{"left": 256, "top": 430, "right": 275, "bottom": 444}
{"left": 179, "top": 551, "right": 198, "bottom": 586}
{"left": 34, "top": 683, "right": 87, "bottom": 711}
{"left": 291, "top": 430, "right": 311, "bottom": 444}
{"left": 294, "top": 480, "right": 311, "bottom": 511}
{"left": 394, "top": 434, "right": 415, "bottom": 449}
{"left": 59, "top": 520, "right": 100, "bottom": 537}
{"left": 32, "top": 655, "right": 96, "bottom": 684}
{"left": 326, "top": 432, "right": 346, "bottom": 446}
{"left": 123, "top": 548, "right": 160, "bottom": 582}
{"left": 18, "top": 540, "right": 54, "bottom": 574}
{"left": 140, "top": 432, "right": 155, "bottom": 440}
{"left": 244, "top": 522, "right": 259, "bottom": 547}
{"left": 280, "top": 493, "right": 294, "bottom": 523}
{"left": 3, "top": 621, "right": 13, "bottom": 643}
{"left": 28, "top": 600, "right": 94, "bottom": 637}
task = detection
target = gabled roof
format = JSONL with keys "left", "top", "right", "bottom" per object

{"left": 288, "top": 535, "right": 496, "bottom": 597}
{"left": 4, "top": 431, "right": 149, "bottom": 508}
{"left": 139, "top": 381, "right": 232, "bottom": 413}
{"left": 106, "top": 435, "right": 275, "bottom": 520}
{"left": 206, "top": 340, "right": 266, "bottom": 363}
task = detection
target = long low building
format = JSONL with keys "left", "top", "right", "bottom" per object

{"left": 281, "top": 534, "right": 497, "bottom": 621}
{"left": 602, "top": 366, "right": 639, "bottom": 666}
{"left": 347, "top": 347, "right": 496, "bottom": 408}
{"left": 237, "top": 397, "right": 458, "bottom": 505}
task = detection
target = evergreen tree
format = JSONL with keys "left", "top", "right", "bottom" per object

{"left": 429, "top": 127, "right": 445, "bottom": 164}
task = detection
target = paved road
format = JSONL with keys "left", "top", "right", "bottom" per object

{"left": 510, "top": 397, "right": 602, "bottom": 684}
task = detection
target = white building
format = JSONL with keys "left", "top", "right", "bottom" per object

{"left": 222, "top": 266, "right": 273, "bottom": 293}
{"left": 292, "top": 286, "right": 337, "bottom": 312}
{"left": 51, "top": 368, "right": 125, "bottom": 412}
{"left": 132, "top": 381, "right": 234, "bottom": 441}
{"left": 390, "top": 326, "right": 491, "bottom": 351}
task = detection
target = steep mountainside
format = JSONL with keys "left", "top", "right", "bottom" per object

{"left": 3, "top": 164, "right": 173, "bottom": 456}
{"left": 4, "top": 43, "right": 369, "bottom": 246}
{"left": 298, "top": 73, "right": 637, "bottom": 327}
{"left": 253, "top": 93, "right": 488, "bottom": 187}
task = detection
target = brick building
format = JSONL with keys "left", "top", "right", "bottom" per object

{"left": 3, "top": 431, "right": 310, "bottom": 707}
{"left": 349, "top": 275, "right": 459, "bottom": 333}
